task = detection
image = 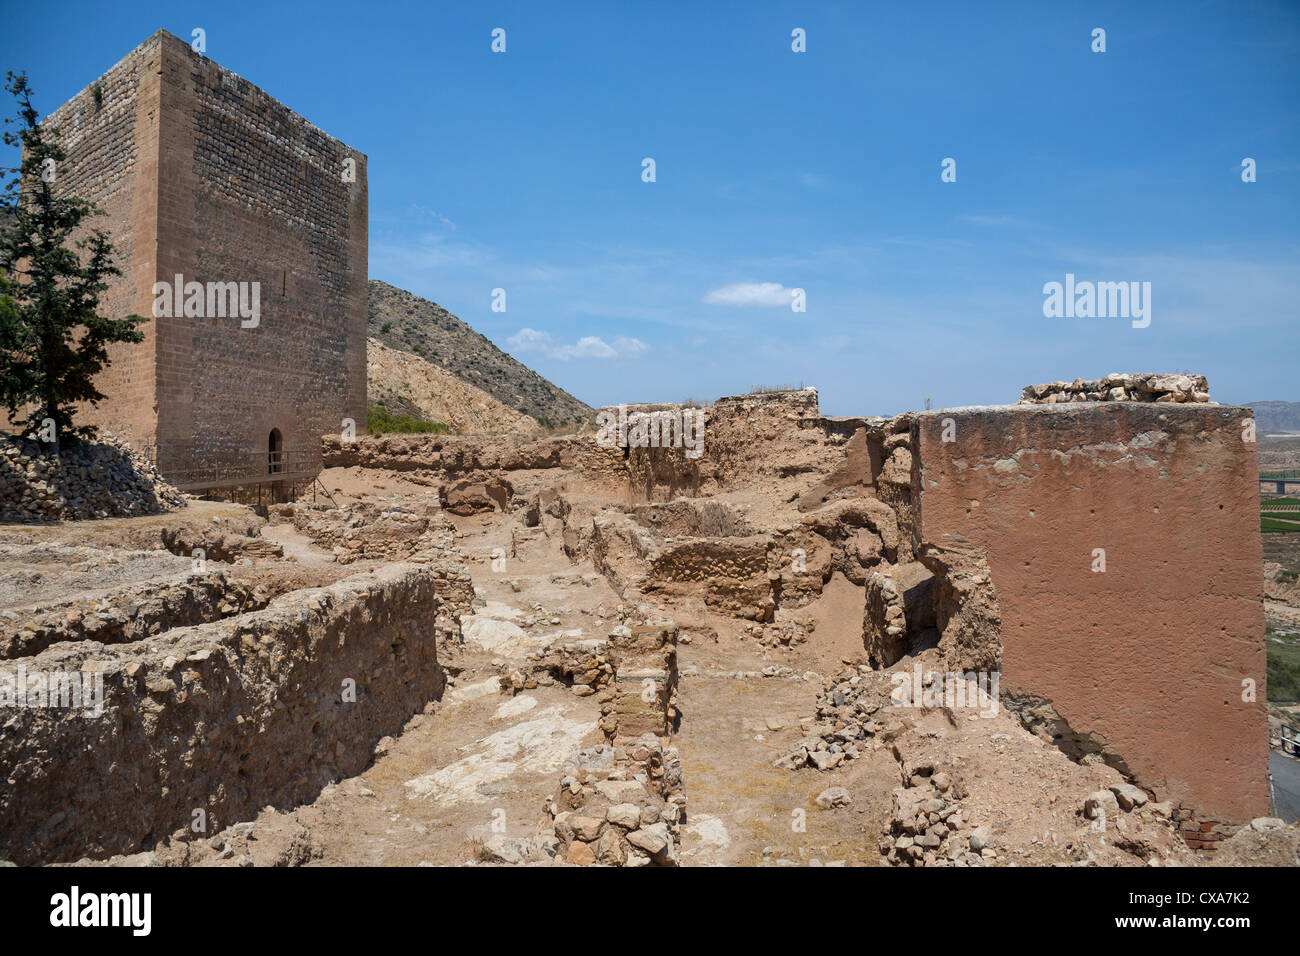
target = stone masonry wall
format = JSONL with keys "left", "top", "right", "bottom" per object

{"left": 153, "top": 32, "right": 368, "bottom": 479}
{"left": 24, "top": 30, "right": 368, "bottom": 482}
{"left": 0, "top": 562, "right": 470, "bottom": 864}
{"left": 910, "top": 402, "right": 1268, "bottom": 826}
{"left": 23, "top": 36, "right": 161, "bottom": 450}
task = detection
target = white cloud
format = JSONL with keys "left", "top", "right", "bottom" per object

{"left": 507, "top": 329, "right": 648, "bottom": 361}
{"left": 612, "top": 336, "right": 649, "bottom": 357}
{"left": 507, "top": 328, "right": 553, "bottom": 352}
{"left": 553, "top": 336, "right": 618, "bottom": 360}
{"left": 704, "top": 282, "right": 795, "bottom": 307}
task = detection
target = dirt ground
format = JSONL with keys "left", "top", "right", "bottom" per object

{"left": 10, "top": 413, "right": 1297, "bottom": 868}
{"left": 48, "top": 473, "right": 1254, "bottom": 868}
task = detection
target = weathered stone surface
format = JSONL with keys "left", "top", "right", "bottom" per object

{"left": 0, "top": 562, "right": 472, "bottom": 864}
{"left": 439, "top": 475, "right": 513, "bottom": 516}
{"left": 1084, "top": 790, "right": 1120, "bottom": 820}
{"left": 815, "top": 787, "right": 852, "bottom": 809}
{"left": 34, "top": 30, "right": 368, "bottom": 479}
{"left": 566, "top": 841, "right": 596, "bottom": 866}
{"left": 913, "top": 402, "right": 1268, "bottom": 824}
{"left": 1110, "top": 783, "right": 1149, "bottom": 811}
{"left": 607, "top": 803, "right": 642, "bottom": 829}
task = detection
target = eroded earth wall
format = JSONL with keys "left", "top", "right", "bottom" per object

{"left": 911, "top": 402, "right": 1268, "bottom": 829}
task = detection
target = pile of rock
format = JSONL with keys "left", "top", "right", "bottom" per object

{"left": 1079, "top": 784, "right": 1206, "bottom": 858}
{"left": 0, "top": 434, "right": 187, "bottom": 523}
{"left": 544, "top": 733, "right": 686, "bottom": 866}
{"left": 775, "top": 666, "right": 901, "bottom": 771}
{"left": 881, "top": 765, "right": 990, "bottom": 867}
{"left": 1083, "top": 783, "right": 1181, "bottom": 835}
{"left": 743, "top": 619, "right": 811, "bottom": 649}
{"left": 507, "top": 637, "right": 614, "bottom": 697}
{"left": 1018, "top": 373, "right": 1210, "bottom": 405}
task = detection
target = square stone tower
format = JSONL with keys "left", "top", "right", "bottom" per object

{"left": 38, "top": 29, "right": 368, "bottom": 482}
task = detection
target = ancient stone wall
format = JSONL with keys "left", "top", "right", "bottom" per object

{"left": 0, "top": 563, "right": 470, "bottom": 864}
{"left": 621, "top": 389, "right": 842, "bottom": 501}
{"left": 910, "top": 402, "right": 1268, "bottom": 826}
{"left": 0, "top": 569, "right": 266, "bottom": 659}
{"left": 322, "top": 432, "right": 626, "bottom": 487}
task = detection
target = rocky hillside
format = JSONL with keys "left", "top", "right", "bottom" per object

{"left": 367, "top": 338, "right": 540, "bottom": 436}
{"left": 368, "top": 280, "right": 593, "bottom": 430}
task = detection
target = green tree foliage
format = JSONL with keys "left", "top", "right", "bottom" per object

{"left": 366, "top": 403, "right": 449, "bottom": 435}
{"left": 0, "top": 71, "right": 147, "bottom": 448}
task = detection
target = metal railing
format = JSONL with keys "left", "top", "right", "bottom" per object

{"left": 159, "top": 447, "right": 328, "bottom": 506}
{"left": 1282, "top": 723, "right": 1300, "bottom": 759}
{"left": 165, "top": 448, "right": 318, "bottom": 488}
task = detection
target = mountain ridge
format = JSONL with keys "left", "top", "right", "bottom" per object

{"left": 1247, "top": 400, "right": 1300, "bottom": 434}
{"left": 367, "top": 280, "right": 593, "bottom": 430}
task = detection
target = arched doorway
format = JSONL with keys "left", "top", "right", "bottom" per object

{"left": 268, "top": 428, "right": 283, "bottom": 475}
{"left": 267, "top": 428, "right": 286, "bottom": 505}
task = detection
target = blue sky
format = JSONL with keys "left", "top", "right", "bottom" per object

{"left": 4, "top": 1, "right": 1298, "bottom": 415}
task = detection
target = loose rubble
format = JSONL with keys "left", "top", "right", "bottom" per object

{"left": 881, "top": 763, "right": 986, "bottom": 867}
{"left": 544, "top": 734, "right": 686, "bottom": 866}
{"left": 1018, "top": 372, "right": 1211, "bottom": 405}
{"left": 1, "top": 433, "right": 187, "bottom": 522}
{"left": 774, "top": 665, "right": 898, "bottom": 771}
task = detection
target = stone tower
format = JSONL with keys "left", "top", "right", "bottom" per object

{"left": 38, "top": 29, "right": 368, "bottom": 482}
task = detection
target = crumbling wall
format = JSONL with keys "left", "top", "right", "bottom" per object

{"left": 272, "top": 499, "right": 456, "bottom": 563}
{"left": 863, "top": 562, "right": 937, "bottom": 668}
{"left": 544, "top": 734, "right": 686, "bottom": 866}
{"left": 646, "top": 536, "right": 777, "bottom": 621}
{"left": 0, "top": 570, "right": 267, "bottom": 659}
{"left": 0, "top": 562, "right": 472, "bottom": 864}
{"left": 599, "top": 622, "right": 680, "bottom": 742}
{"left": 542, "top": 620, "right": 683, "bottom": 867}
{"left": 322, "top": 432, "right": 621, "bottom": 481}
{"left": 910, "top": 402, "right": 1268, "bottom": 826}
{"left": 618, "top": 389, "right": 844, "bottom": 501}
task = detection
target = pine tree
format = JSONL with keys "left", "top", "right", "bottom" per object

{"left": 0, "top": 70, "right": 147, "bottom": 450}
